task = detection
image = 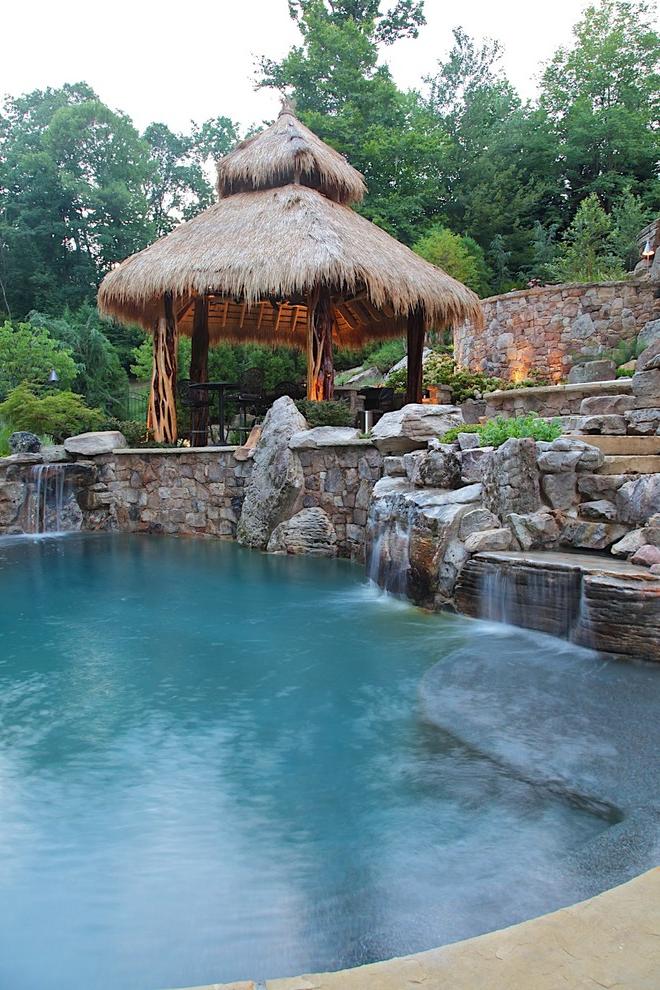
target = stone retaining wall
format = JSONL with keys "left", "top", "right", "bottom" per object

{"left": 455, "top": 281, "right": 658, "bottom": 383}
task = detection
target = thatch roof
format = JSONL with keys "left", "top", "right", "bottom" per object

{"left": 216, "top": 103, "right": 366, "bottom": 205}
{"left": 98, "top": 106, "right": 483, "bottom": 346}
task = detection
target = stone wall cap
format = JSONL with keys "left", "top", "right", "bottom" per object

{"left": 113, "top": 445, "right": 239, "bottom": 456}
{"left": 484, "top": 379, "right": 633, "bottom": 400}
{"left": 289, "top": 427, "right": 373, "bottom": 449}
{"left": 477, "top": 548, "right": 658, "bottom": 581}
{"left": 477, "top": 279, "right": 642, "bottom": 306}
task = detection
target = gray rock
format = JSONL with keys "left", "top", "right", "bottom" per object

{"left": 579, "top": 394, "right": 635, "bottom": 416}
{"left": 537, "top": 437, "right": 604, "bottom": 473}
{"left": 611, "top": 529, "right": 647, "bottom": 557}
{"left": 457, "top": 432, "right": 480, "bottom": 450}
{"left": 237, "top": 396, "right": 307, "bottom": 549}
{"left": 578, "top": 473, "right": 628, "bottom": 501}
{"left": 9, "top": 431, "right": 40, "bottom": 454}
{"left": 541, "top": 471, "right": 578, "bottom": 510}
{"left": 458, "top": 507, "right": 501, "bottom": 540}
{"left": 342, "top": 365, "right": 382, "bottom": 386}
{"left": 383, "top": 455, "right": 406, "bottom": 477}
{"left": 616, "top": 474, "right": 660, "bottom": 525}
{"left": 40, "top": 445, "right": 70, "bottom": 463}
{"left": 631, "top": 368, "right": 660, "bottom": 405}
{"left": 387, "top": 348, "right": 432, "bottom": 376}
{"left": 371, "top": 403, "right": 463, "bottom": 454}
{"left": 289, "top": 426, "right": 362, "bottom": 449}
{"left": 266, "top": 507, "right": 337, "bottom": 557}
{"left": 506, "top": 510, "right": 561, "bottom": 551}
{"left": 464, "top": 527, "right": 513, "bottom": 553}
{"left": 624, "top": 409, "right": 660, "bottom": 435}
{"left": 580, "top": 499, "right": 618, "bottom": 521}
{"left": 567, "top": 359, "right": 616, "bottom": 384}
{"left": 645, "top": 513, "right": 660, "bottom": 548}
{"left": 636, "top": 339, "right": 660, "bottom": 374}
{"left": 64, "top": 431, "right": 127, "bottom": 456}
{"left": 575, "top": 414, "right": 627, "bottom": 435}
{"left": 638, "top": 319, "right": 660, "bottom": 351}
{"left": 483, "top": 438, "right": 540, "bottom": 517}
{"left": 404, "top": 446, "right": 461, "bottom": 488}
{"left": 561, "top": 518, "right": 628, "bottom": 550}
{"left": 630, "top": 544, "right": 660, "bottom": 568}
{"left": 457, "top": 447, "right": 494, "bottom": 484}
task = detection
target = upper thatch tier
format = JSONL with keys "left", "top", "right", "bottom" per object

{"left": 216, "top": 103, "right": 366, "bottom": 205}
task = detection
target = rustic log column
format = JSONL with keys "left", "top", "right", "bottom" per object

{"left": 147, "top": 292, "right": 178, "bottom": 443}
{"left": 189, "top": 296, "right": 209, "bottom": 444}
{"left": 406, "top": 306, "right": 425, "bottom": 404}
{"left": 306, "top": 285, "right": 335, "bottom": 401}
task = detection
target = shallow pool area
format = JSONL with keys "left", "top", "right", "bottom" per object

{"left": 0, "top": 535, "right": 657, "bottom": 990}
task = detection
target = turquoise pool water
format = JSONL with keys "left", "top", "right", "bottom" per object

{"left": 0, "top": 535, "right": 612, "bottom": 990}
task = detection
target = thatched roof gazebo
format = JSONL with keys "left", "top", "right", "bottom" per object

{"left": 98, "top": 103, "right": 482, "bottom": 442}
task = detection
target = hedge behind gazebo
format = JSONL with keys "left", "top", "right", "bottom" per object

{"left": 99, "top": 103, "right": 482, "bottom": 442}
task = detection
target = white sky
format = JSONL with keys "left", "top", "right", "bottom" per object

{"left": 1, "top": 0, "right": 643, "bottom": 134}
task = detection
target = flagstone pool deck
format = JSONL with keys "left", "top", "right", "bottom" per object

{"left": 181, "top": 867, "right": 659, "bottom": 990}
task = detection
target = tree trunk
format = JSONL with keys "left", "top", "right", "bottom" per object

{"left": 306, "top": 285, "right": 335, "bottom": 401}
{"left": 189, "top": 296, "right": 209, "bottom": 445}
{"left": 406, "top": 306, "right": 425, "bottom": 404}
{"left": 147, "top": 292, "right": 178, "bottom": 443}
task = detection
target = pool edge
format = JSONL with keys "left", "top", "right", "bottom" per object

{"left": 176, "top": 866, "right": 660, "bottom": 990}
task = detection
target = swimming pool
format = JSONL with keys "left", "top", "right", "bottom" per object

{"left": 0, "top": 534, "right": 654, "bottom": 990}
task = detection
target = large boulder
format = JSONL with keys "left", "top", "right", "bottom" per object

{"left": 237, "top": 396, "right": 307, "bottom": 549}
{"left": 483, "top": 438, "right": 540, "bottom": 517}
{"left": 370, "top": 403, "right": 463, "bottom": 454}
{"left": 541, "top": 471, "right": 578, "bottom": 510}
{"left": 266, "top": 507, "right": 337, "bottom": 557}
{"left": 386, "top": 348, "right": 432, "bottom": 376}
{"left": 631, "top": 368, "right": 660, "bottom": 407}
{"left": 457, "top": 446, "right": 494, "bottom": 484}
{"left": 567, "top": 359, "right": 616, "bottom": 384}
{"left": 561, "top": 518, "right": 628, "bottom": 550}
{"left": 64, "top": 431, "right": 127, "bottom": 456}
{"left": 625, "top": 409, "right": 660, "bottom": 435}
{"left": 616, "top": 474, "right": 660, "bottom": 525}
{"left": 9, "top": 431, "right": 40, "bottom": 454}
{"left": 463, "top": 527, "right": 513, "bottom": 553}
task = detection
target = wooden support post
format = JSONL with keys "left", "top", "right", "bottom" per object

{"left": 406, "top": 306, "right": 425, "bottom": 404}
{"left": 189, "top": 296, "right": 209, "bottom": 445}
{"left": 306, "top": 285, "right": 335, "bottom": 401}
{"left": 147, "top": 292, "right": 178, "bottom": 443}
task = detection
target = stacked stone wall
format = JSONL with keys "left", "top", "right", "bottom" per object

{"left": 456, "top": 281, "right": 658, "bottom": 383}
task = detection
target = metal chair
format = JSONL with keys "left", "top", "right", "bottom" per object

{"left": 236, "top": 367, "right": 267, "bottom": 442}
{"left": 177, "top": 379, "right": 212, "bottom": 446}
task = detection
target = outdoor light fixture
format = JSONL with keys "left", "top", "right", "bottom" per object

{"left": 642, "top": 239, "right": 655, "bottom": 265}
{"left": 47, "top": 368, "right": 59, "bottom": 384}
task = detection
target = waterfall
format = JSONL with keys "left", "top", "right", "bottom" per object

{"left": 26, "top": 464, "right": 69, "bottom": 535}
{"left": 478, "top": 562, "right": 588, "bottom": 643}
{"left": 366, "top": 495, "right": 413, "bottom": 597}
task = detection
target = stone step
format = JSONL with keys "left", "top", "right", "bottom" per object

{"left": 597, "top": 454, "right": 660, "bottom": 475}
{"left": 565, "top": 434, "right": 660, "bottom": 455}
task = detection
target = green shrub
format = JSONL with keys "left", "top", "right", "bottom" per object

{"left": 384, "top": 367, "right": 407, "bottom": 391}
{"left": 438, "top": 423, "right": 482, "bottom": 444}
{"left": 363, "top": 338, "right": 406, "bottom": 372}
{"left": 295, "top": 399, "right": 354, "bottom": 427}
{"left": 104, "top": 417, "right": 148, "bottom": 446}
{"left": 478, "top": 414, "right": 562, "bottom": 448}
{"left": 0, "top": 423, "right": 12, "bottom": 457}
{"left": 616, "top": 366, "right": 635, "bottom": 378}
{"left": 0, "top": 384, "right": 104, "bottom": 443}
{"left": 439, "top": 414, "right": 561, "bottom": 448}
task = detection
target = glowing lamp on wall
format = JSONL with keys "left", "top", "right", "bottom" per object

{"left": 642, "top": 239, "right": 655, "bottom": 266}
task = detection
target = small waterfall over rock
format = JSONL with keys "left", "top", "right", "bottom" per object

{"left": 24, "top": 463, "right": 83, "bottom": 535}
{"left": 478, "top": 563, "right": 580, "bottom": 638}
